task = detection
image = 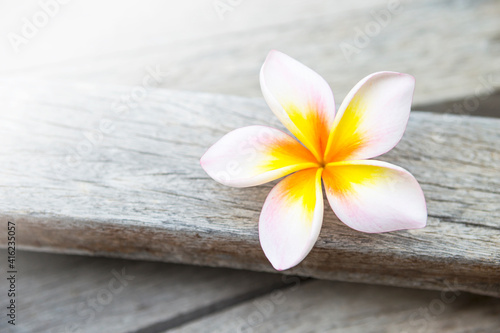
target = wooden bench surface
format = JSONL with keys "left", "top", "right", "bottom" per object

{"left": 1, "top": 0, "right": 500, "bottom": 331}
{"left": 0, "top": 80, "right": 498, "bottom": 298}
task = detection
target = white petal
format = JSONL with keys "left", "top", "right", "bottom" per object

{"left": 259, "top": 168, "right": 324, "bottom": 270}
{"left": 260, "top": 50, "right": 336, "bottom": 160}
{"left": 323, "top": 160, "right": 427, "bottom": 233}
{"left": 201, "top": 126, "right": 317, "bottom": 187}
{"left": 324, "top": 72, "right": 415, "bottom": 162}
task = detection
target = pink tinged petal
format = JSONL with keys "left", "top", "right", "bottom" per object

{"left": 323, "top": 160, "right": 427, "bottom": 233}
{"left": 324, "top": 72, "right": 415, "bottom": 162}
{"left": 200, "top": 125, "right": 318, "bottom": 188}
{"left": 260, "top": 50, "right": 336, "bottom": 160}
{"left": 259, "top": 168, "right": 324, "bottom": 270}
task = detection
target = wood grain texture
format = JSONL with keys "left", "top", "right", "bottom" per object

{"left": 5, "top": 250, "right": 497, "bottom": 333}
{"left": 0, "top": 249, "right": 287, "bottom": 333}
{"left": 0, "top": 80, "right": 499, "bottom": 297}
{"left": 2, "top": 0, "right": 499, "bottom": 116}
{"left": 170, "top": 280, "right": 500, "bottom": 333}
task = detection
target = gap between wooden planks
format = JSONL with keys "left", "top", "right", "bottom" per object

{"left": 3, "top": 250, "right": 499, "bottom": 333}
{"left": 0, "top": 79, "right": 499, "bottom": 297}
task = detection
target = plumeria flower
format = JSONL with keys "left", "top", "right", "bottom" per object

{"left": 200, "top": 50, "right": 427, "bottom": 270}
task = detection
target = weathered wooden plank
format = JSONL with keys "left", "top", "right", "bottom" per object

{"left": 2, "top": 0, "right": 499, "bottom": 116}
{"left": 0, "top": 80, "right": 499, "bottom": 297}
{"left": 1, "top": 251, "right": 498, "bottom": 333}
{"left": 0, "top": 249, "right": 287, "bottom": 333}
{"left": 170, "top": 280, "right": 500, "bottom": 333}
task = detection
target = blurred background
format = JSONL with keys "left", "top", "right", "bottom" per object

{"left": 0, "top": 0, "right": 499, "bottom": 332}
{"left": 1, "top": 0, "right": 499, "bottom": 115}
